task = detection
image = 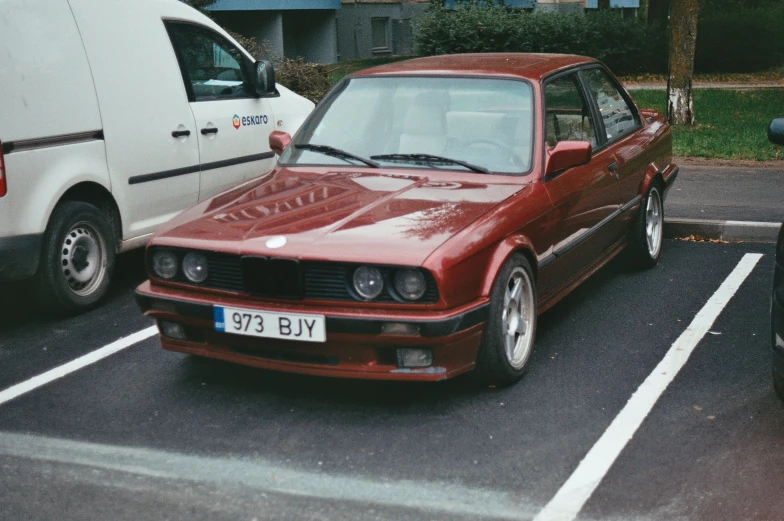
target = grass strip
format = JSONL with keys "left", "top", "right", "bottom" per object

{"left": 629, "top": 89, "right": 783, "bottom": 161}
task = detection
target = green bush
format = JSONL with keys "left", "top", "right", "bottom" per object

{"left": 413, "top": 3, "right": 668, "bottom": 74}
{"left": 229, "top": 32, "right": 331, "bottom": 103}
{"left": 414, "top": 1, "right": 784, "bottom": 74}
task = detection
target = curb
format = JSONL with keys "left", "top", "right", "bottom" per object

{"left": 665, "top": 218, "right": 781, "bottom": 243}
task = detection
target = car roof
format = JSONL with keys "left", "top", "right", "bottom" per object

{"left": 352, "top": 53, "right": 599, "bottom": 82}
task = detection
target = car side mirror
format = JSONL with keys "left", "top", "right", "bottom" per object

{"left": 269, "top": 131, "right": 291, "bottom": 156}
{"left": 254, "top": 60, "right": 276, "bottom": 97}
{"left": 769, "top": 118, "right": 784, "bottom": 146}
{"left": 545, "top": 140, "right": 592, "bottom": 176}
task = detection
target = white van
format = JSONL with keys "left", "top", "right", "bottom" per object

{"left": 0, "top": 0, "right": 314, "bottom": 313}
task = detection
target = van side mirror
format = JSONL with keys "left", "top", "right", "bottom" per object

{"left": 254, "top": 60, "right": 276, "bottom": 97}
{"left": 545, "top": 141, "right": 592, "bottom": 176}
{"left": 769, "top": 118, "right": 784, "bottom": 146}
{"left": 269, "top": 131, "right": 291, "bottom": 156}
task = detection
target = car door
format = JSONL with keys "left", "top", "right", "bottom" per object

{"left": 580, "top": 66, "right": 646, "bottom": 230}
{"left": 165, "top": 22, "right": 276, "bottom": 201}
{"left": 541, "top": 71, "right": 622, "bottom": 286}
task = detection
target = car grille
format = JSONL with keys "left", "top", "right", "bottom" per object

{"left": 158, "top": 250, "right": 438, "bottom": 304}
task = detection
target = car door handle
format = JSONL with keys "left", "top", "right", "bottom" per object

{"left": 201, "top": 128, "right": 219, "bottom": 135}
{"left": 607, "top": 162, "right": 618, "bottom": 172}
{"left": 171, "top": 130, "right": 191, "bottom": 138}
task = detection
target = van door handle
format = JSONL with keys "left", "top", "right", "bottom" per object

{"left": 201, "top": 128, "right": 219, "bottom": 135}
{"left": 171, "top": 130, "right": 191, "bottom": 138}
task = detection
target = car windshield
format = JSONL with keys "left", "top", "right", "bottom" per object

{"left": 280, "top": 76, "right": 534, "bottom": 175}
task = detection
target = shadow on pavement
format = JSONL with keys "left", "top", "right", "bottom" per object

{"left": 0, "top": 249, "right": 148, "bottom": 330}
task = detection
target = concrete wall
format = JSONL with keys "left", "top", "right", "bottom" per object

{"left": 282, "top": 10, "right": 338, "bottom": 63}
{"left": 537, "top": 0, "right": 586, "bottom": 13}
{"left": 337, "top": 2, "right": 428, "bottom": 60}
{"left": 214, "top": 9, "right": 338, "bottom": 64}
{"left": 213, "top": 11, "right": 284, "bottom": 57}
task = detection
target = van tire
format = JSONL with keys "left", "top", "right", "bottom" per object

{"left": 34, "top": 201, "right": 115, "bottom": 314}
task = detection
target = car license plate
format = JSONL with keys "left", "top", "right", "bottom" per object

{"left": 214, "top": 306, "right": 326, "bottom": 343}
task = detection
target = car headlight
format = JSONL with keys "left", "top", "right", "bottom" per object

{"left": 182, "top": 252, "right": 209, "bottom": 283}
{"left": 152, "top": 250, "right": 178, "bottom": 280}
{"left": 394, "top": 269, "right": 427, "bottom": 301}
{"left": 353, "top": 266, "right": 384, "bottom": 300}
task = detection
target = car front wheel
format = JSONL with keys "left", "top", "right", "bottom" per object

{"left": 34, "top": 201, "right": 115, "bottom": 314}
{"left": 474, "top": 253, "right": 537, "bottom": 386}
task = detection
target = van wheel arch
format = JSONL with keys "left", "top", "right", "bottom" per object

{"left": 59, "top": 182, "right": 122, "bottom": 253}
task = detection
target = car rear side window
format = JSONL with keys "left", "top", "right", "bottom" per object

{"left": 544, "top": 74, "right": 597, "bottom": 148}
{"left": 582, "top": 68, "right": 640, "bottom": 142}
{"left": 166, "top": 22, "right": 252, "bottom": 102}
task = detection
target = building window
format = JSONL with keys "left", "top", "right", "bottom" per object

{"left": 371, "top": 17, "right": 390, "bottom": 53}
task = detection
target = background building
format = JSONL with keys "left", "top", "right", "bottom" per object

{"left": 209, "top": 0, "right": 340, "bottom": 63}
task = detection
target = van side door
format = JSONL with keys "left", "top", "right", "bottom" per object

{"left": 165, "top": 22, "right": 277, "bottom": 201}
{"left": 67, "top": 0, "right": 201, "bottom": 242}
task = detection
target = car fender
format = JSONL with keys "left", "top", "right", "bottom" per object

{"left": 479, "top": 235, "right": 538, "bottom": 298}
{"left": 639, "top": 162, "right": 664, "bottom": 197}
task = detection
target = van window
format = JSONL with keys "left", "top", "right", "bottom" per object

{"left": 166, "top": 22, "right": 252, "bottom": 102}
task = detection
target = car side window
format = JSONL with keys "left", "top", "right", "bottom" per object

{"left": 544, "top": 74, "right": 597, "bottom": 148}
{"left": 582, "top": 68, "right": 640, "bottom": 142}
{"left": 166, "top": 22, "right": 252, "bottom": 102}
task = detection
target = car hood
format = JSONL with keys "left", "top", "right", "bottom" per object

{"left": 154, "top": 168, "right": 524, "bottom": 266}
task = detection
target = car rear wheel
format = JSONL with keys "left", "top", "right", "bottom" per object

{"left": 474, "top": 253, "right": 537, "bottom": 386}
{"left": 34, "top": 201, "right": 115, "bottom": 314}
{"left": 629, "top": 183, "right": 664, "bottom": 268}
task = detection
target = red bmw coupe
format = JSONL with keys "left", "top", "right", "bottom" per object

{"left": 136, "top": 53, "right": 677, "bottom": 385}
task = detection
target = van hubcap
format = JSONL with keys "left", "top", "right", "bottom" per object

{"left": 60, "top": 222, "right": 106, "bottom": 296}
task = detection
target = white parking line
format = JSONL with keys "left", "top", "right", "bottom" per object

{"left": 533, "top": 252, "right": 763, "bottom": 521}
{"left": 0, "top": 326, "right": 157, "bottom": 407}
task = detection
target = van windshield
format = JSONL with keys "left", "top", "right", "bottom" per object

{"left": 280, "top": 76, "right": 534, "bottom": 175}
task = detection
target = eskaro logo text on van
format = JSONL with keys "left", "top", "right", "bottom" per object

{"left": 232, "top": 113, "right": 269, "bottom": 129}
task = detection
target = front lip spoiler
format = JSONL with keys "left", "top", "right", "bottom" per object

{"left": 135, "top": 290, "right": 489, "bottom": 338}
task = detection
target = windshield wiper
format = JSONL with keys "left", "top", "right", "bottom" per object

{"left": 370, "top": 153, "right": 489, "bottom": 174}
{"left": 294, "top": 144, "right": 378, "bottom": 168}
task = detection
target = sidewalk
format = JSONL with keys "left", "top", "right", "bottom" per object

{"left": 664, "top": 162, "right": 784, "bottom": 242}
{"left": 626, "top": 82, "right": 784, "bottom": 90}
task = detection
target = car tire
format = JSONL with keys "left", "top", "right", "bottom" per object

{"left": 629, "top": 183, "right": 664, "bottom": 269}
{"left": 34, "top": 201, "right": 115, "bottom": 315}
{"left": 774, "top": 366, "right": 784, "bottom": 403}
{"left": 473, "top": 253, "right": 537, "bottom": 387}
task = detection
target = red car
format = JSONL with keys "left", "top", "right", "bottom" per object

{"left": 136, "top": 53, "right": 677, "bottom": 385}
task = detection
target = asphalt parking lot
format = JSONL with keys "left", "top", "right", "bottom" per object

{"left": 1, "top": 239, "right": 782, "bottom": 521}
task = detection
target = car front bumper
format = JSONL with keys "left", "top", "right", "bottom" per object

{"left": 136, "top": 280, "right": 489, "bottom": 382}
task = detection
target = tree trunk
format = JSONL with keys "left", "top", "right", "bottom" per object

{"left": 667, "top": 0, "right": 699, "bottom": 126}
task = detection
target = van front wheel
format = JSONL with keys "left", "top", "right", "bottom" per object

{"left": 34, "top": 201, "right": 115, "bottom": 314}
